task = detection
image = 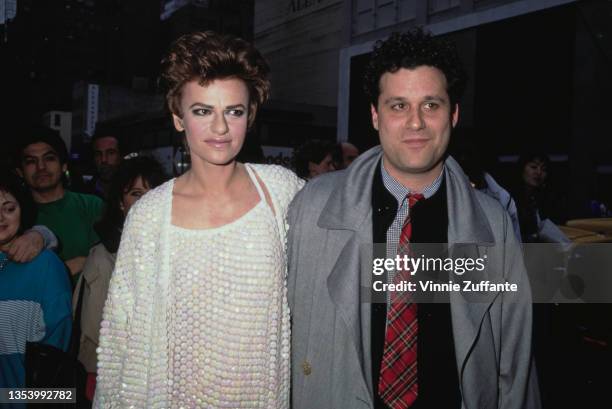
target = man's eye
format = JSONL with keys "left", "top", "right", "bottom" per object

{"left": 44, "top": 155, "right": 58, "bottom": 162}
{"left": 193, "top": 108, "right": 212, "bottom": 116}
{"left": 227, "top": 109, "right": 245, "bottom": 117}
{"left": 24, "top": 159, "right": 36, "bottom": 165}
{"left": 423, "top": 102, "right": 439, "bottom": 110}
{"left": 391, "top": 103, "right": 405, "bottom": 111}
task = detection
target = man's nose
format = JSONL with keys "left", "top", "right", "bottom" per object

{"left": 406, "top": 109, "right": 425, "bottom": 130}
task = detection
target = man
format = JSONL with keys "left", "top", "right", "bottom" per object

{"left": 89, "top": 129, "right": 122, "bottom": 199}
{"left": 16, "top": 126, "right": 103, "bottom": 280}
{"left": 288, "top": 29, "right": 540, "bottom": 409}
{"left": 334, "top": 142, "right": 360, "bottom": 170}
{"left": 293, "top": 139, "right": 337, "bottom": 180}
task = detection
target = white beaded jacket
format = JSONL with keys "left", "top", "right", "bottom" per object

{"left": 93, "top": 164, "right": 304, "bottom": 408}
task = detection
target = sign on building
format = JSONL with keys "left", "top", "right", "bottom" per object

{"left": 85, "top": 84, "right": 99, "bottom": 138}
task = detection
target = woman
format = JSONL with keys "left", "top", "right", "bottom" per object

{"left": 293, "top": 139, "right": 336, "bottom": 180}
{"left": 73, "top": 157, "right": 167, "bottom": 401}
{"left": 94, "top": 32, "right": 304, "bottom": 408}
{"left": 0, "top": 170, "right": 72, "bottom": 392}
{"left": 514, "top": 152, "right": 567, "bottom": 242}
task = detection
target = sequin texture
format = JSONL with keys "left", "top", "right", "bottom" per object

{"left": 93, "top": 164, "right": 303, "bottom": 409}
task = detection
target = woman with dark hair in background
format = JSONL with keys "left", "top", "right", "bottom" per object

{"left": 292, "top": 139, "right": 336, "bottom": 180}
{"left": 73, "top": 157, "right": 167, "bottom": 402}
{"left": 0, "top": 169, "right": 72, "bottom": 394}
{"left": 94, "top": 31, "right": 303, "bottom": 408}
{"left": 514, "top": 152, "right": 567, "bottom": 242}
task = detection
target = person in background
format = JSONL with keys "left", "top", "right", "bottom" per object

{"left": 449, "top": 129, "right": 521, "bottom": 241}
{"left": 87, "top": 129, "right": 122, "bottom": 199}
{"left": 3, "top": 215, "right": 58, "bottom": 263}
{"left": 73, "top": 156, "right": 167, "bottom": 403}
{"left": 0, "top": 170, "right": 72, "bottom": 398}
{"left": 292, "top": 139, "right": 336, "bottom": 179}
{"left": 514, "top": 152, "right": 567, "bottom": 243}
{"left": 15, "top": 126, "right": 104, "bottom": 283}
{"left": 333, "top": 141, "right": 360, "bottom": 170}
{"left": 94, "top": 31, "right": 303, "bottom": 408}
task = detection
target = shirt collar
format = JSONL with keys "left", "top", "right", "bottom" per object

{"left": 380, "top": 158, "right": 444, "bottom": 204}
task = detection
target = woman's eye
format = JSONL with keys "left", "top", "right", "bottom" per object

{"left": 5, "top": 206, "right": 16, "bottom": 213}
{"left": 227, "top": 109, "right": 245, "bottom": 117}
{"left": 193, "top": 108, "right": 212, "bottom": 116}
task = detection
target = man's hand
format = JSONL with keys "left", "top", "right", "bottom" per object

{"left": 6, "top": 231, "right": 45, "bottom": 263}
{"left": 65, "top": 256, "right": 87, "bottom": 276}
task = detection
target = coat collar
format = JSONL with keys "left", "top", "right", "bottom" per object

{"left": 318, "top": 146, "right": 495, "bottom": 245}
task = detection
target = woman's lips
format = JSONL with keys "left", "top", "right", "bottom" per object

{"left": 204, "top": 139, "right": 231, "bottom": 148}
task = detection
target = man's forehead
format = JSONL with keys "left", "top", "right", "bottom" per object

{"left": 23, "top": 142, "right": 57, "bottom": 157}
{"left": 94, "top": 136, "right": 119, "bottom": 150}
{"left": 529, "top": 159, "right": 547, "bottom": 166}
{"left": 342, "top": 143, "right": 359, "bottom": 155}
{"left": 379, "top": 66, "right": 448, "bottom": 93}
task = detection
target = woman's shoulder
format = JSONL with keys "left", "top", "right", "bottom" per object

{"left": 248, "top": 164, "right": 305, "bottom": 202}
{"left": 32, "top": 249, "right": 65, "bottom": 269}
{"left": 86, "top": 242, "right": 116, "bottom": 265}
{"left": 82, "top": 243, "right": 115, "bottom": 284}
{"left": 30, "top": 250, "right": 71, "bottom": 291}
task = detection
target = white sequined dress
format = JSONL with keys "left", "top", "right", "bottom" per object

{"left": 168, "top": 166, "right": 288, "bottom": 408}
{"left": 93, "top": 164, "right": 304, "bottom": 409}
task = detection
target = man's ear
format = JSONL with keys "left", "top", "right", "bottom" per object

{"left": 62, "top": 163, "right": 68, "bottom": 173}
{"left": 173, "top": 114, "right": 185, "bottom": 132}
{"left": 15, "top": 167, "right": 23, "bottom": 178}
{"left": 451, "top": 103, "right": 460, "bottom": 128}
{"left": 370, "top": 104, "right": 379, "bottom": 131}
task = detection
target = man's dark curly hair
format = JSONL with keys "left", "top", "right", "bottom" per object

{"left": 364, "top": 28, "right": 467, "bottom": 109}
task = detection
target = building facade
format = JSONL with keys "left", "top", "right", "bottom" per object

{"left": 255, "top": 0, "right": 612, "bottom": 216}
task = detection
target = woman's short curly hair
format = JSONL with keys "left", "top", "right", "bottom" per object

{"left": 160, "top": 31, "right": 270, "bottom": 126}
{"left": 364, "top": 28, "right": 467, "bottom": 109}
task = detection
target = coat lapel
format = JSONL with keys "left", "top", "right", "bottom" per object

{"left": 444, "top": 157, "right": 499, "bottom": 372}
{"left": 318, "top": 147, "right": 382, "bottom": 402}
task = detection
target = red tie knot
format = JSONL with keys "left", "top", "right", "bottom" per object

{"left": 407, "top": 192, "right": 424, "bottom": 208}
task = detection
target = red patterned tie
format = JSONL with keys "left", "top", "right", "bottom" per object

{"left": 378, "top": 192, "right": 424, "bottom": 409}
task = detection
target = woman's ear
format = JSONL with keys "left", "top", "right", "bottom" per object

{"left": 173, "top": 114, "right": 185, "bottom": 132}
